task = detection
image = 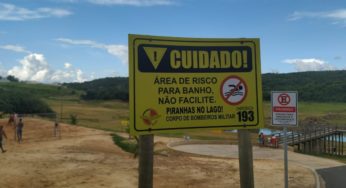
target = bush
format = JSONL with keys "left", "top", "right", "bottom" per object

{"left": 69, "top": 114, "right": 78, "bottom": 125}
{"left": 0, "top": 89, "right": 53, "bottom": 114}
{"left": 6, "top": 75, "right": 19, "bottom": 82}
{"left": 111, "top": 133, "right": 137, "bottom": 154}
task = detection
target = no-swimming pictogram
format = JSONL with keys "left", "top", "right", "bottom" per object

{"left": 220, "top": 76, "right": 247, "bottom": 105}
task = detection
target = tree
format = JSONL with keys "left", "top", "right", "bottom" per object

{"left": 6, "top": 75, "right": 19, "bottom": 82}
{"left": 0, "top": 89, "right": 53, "bottom": 114}
{"left": 65, "top": 77, "right": 129, "bottom": 101}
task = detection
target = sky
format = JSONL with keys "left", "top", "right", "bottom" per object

{"left": 0, "top": 0, "right": 345, "bottom": 83}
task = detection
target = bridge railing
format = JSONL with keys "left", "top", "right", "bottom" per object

{"left": 276, "top": 126, "right": 338, "bottom": 145}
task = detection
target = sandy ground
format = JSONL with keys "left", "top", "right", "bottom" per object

{"left": 0, "top": 118, "right": 137, "bottom": 188}
{"left": 0, "top": 118, "right": 332, "bottom": 188}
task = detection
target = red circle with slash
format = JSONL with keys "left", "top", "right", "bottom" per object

{"left": 277, "top": 93, "right": 291, "bottom": 105}
{"left": 220, "top": 76, "right": 247, "bottom": 105}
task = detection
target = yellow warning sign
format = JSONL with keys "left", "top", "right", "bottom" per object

{"left": 129, "top": 34, "right": 264, "bottom": 135}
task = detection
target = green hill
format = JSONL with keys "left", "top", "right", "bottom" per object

{"left": 65, "top": 70, "right": 346, "bottom": 103}
{"left": 0, "top": 82, "right": 78, "bottom": 114}
{"left": 64, "top": 77, "right": 128, "bottom": 101}
{"left": 262, "top": 70, "right": 346, "bottom": 102}
{"left": 0, "top": 82, "right": 77, "bottom": 98}
{"left": 2, "top": 70, "right": 345, "bottom": 113}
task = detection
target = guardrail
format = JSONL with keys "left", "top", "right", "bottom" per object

{"left": 276, "top": 126, "right": 339, "bottom": 145}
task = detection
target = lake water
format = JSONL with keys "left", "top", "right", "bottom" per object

{"left": 259, "top": 128, "right": 282, "bottom": 135}
{"left": 259, "top": 128, "right": 346, "bottom": 141}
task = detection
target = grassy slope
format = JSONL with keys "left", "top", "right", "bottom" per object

{"left": 47, "top": 99, "right": 345, "bottom": 140}
{"left": 1, "top": 81, "right": 345, "bottom": 138}
{"left": 0, "top": 82, "right": 128, "bottom": 132}
{"left": 0, "top": 82, "right": 77, "bottom": 98}
{"left": 46, "top": 99, "right": 129, "bottom": 132}
{"left": 264, "top": 102, "right": 346, "bottom": 127}
{"left": 39, "top": 98, "right": 346, "bottom": 162}
{"left": 3, "top": 81, "right": 344, "bottom": 162}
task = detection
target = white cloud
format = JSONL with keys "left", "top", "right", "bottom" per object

{"left": 8, "top": 53, "right": 49, "bottom": 82}
{"left": 50, "top": 68, "right": 86, "bottom": 82}
{"left": 56, "top": 38, "right": 128, "bottom": 64}
{"left": 7, "top": 53, "right": 87, "bottom": 82}
{"left": 288, "top": 9, "right": 346, "bottom": 25}
{"left": 0, "top": 3, "right": 72, "bottom": 21}
{"left": 284, "top": 58, "right": 337, "bottom": 72}
{"left": 104, "top": 45, "right": 128, "bottom": 64}
{"left": 88, "top": 0, "right": 174, "bottom": 6}
{"left": 0, "top": 44, "right": 31, "bottom": 53}
{"left": 0, "top": 62, "right": 6, "bottom": 76}
{"left": 64, "top": 62, "right": 72, "bottom": 68}
{"left": 76, "top": 69, "right": 84, "bottom": 82}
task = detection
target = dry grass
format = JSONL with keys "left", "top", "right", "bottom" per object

{"left": 45, "top": 98, "right": 345, "bottom": 143}
{"left": 45, "top": 99, "right": 128, "bottom": 132}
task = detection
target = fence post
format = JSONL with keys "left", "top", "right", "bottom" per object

{"left": 328, "top": 135, "right": 330, "bottom": 154}
{"left": 332, "top": 133, "right": 335, "bottom": 155}
{"left": 297, "top": 129, "right": 301, "bottom": 152}
{"left": 304, "top": 127, "right": 306, "bottom": 153}
{"left": 324, "top": 127, "right": 326, "bottom": 153}
{"left": 309, "top": 128, "right": 312, "bottom": 153}
{"left": 338, "top": 132, "right": 340, "bottom": 155}
{"left": 291, "top": 130, "right": 294, "bottom": 145}
{"left": 342, "top": 132, "right": 344, "bottom": 156}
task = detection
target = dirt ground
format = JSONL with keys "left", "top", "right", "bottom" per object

{"left": 0, "top": 118, "right": 316, "bottom": 188}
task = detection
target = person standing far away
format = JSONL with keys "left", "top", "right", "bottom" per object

{"left": 258, "top": 132, "right": 263, "bottom": 146}
{"left": 260, "top": 132, "right": 265, "bottom": 146}
{"left": 7, "top": 113, "right": 16, "bottom": 140}
{"left": 17, "top": 118, "right": 24, "bottom": 143}
{"left": 0, "top": 125, "right": 8, "bottom": 153}
{"left": 7, "top": 113, "right": 15, "bottom": 125}
{"left": 14, "top": 113, "right": 18, "bottom": 127}
{"left": 54, "top": 120, "right": 60, "bottom": 138}
{"left": 14, "top": 113, "right": 18, "bottom": 140}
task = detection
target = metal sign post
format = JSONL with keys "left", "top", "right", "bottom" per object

{"left": 283, "top": 127, "right": 288, "bottom": 188}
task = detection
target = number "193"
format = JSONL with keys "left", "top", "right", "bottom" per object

{"left": 237, "top": 111, "right": 254, "bottom": 122}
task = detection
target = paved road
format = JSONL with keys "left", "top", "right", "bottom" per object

{"left": 172, "top": 144, "right": 346, "bottom": 188}
{"left": 317, "top": 166, "right": 346, "bottom": 188}
{"left": 172, "top": 144, "right": 343, "bottom": 169}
